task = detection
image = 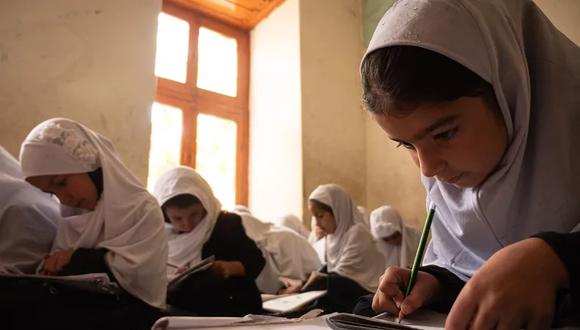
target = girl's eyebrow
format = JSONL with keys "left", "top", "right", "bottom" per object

{"left": 389, "top": 114, "right": 460, "bottom": 144}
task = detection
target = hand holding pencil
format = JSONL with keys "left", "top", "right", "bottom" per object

{"left": 371, "top": 204, "right": 438, "bottom": 320}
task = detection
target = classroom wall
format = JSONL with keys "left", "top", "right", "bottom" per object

{"left": 300, "top": 0, "right": 367, "bottom": 225}
{"left": 249, "top": 0, "right": 366, "bottom": 224}
{"left": 248, "top": 0, "right": 303, "bottom": 221}
{"left": 534, "top": 0, "right": 580, "bottom": 45}
{"left": 0, "top": 0, "right": 161, "bottom": 183}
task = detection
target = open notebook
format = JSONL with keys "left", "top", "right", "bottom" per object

{"left": 167, "top": 255, "right": 215, "bottom": 292}
{"left": 326, "top": 309, "right": 446, "bottom": 330}
{"left": 0, "top": 272, "right": 121, "bottom": 295}
{"left": 151, "top": 309, "right": 323, "bottom": 330}
{"left": 262, "top": 290, "right": 327, "bottom": 313}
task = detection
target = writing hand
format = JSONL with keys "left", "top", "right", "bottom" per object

{"left": 372, "top": 266, "right": 439, "bottom": 318}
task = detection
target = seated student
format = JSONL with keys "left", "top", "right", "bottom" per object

{"left": 308, "top": 216, "right": 327, "bottom": 263}
{"left": 0, "top": 145, "right": 60, "bottom": 274}
{"left": 153, "top": 166, "right": 265, "bottom": 316}
{"left": 358, "top": 0, "right": 580, "bottom": 327}
{"left": 8, "top": 118, "right": 168, "bottom": 330}
{"left": 370, "top": 205, "right": 420, "bottom": 269}
{"left": 281, "top": 184, "right": 385, "bottom": 313}
{"left": 231, "top": 210, "right": 322, "bottom": 294}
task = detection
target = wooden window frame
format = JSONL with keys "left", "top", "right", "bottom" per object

{"left": 156, "top": 0, "right": 249, "bottom": 205}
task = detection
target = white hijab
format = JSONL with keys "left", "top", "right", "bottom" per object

{"left": 272, "top": 213, "right": 310, "bottom": 238}
{"left": 364, "top": 0, "right": 580, "bottom": 280}
{"left": 152, "top": 166, "right": 221, "bottom": 270}
{"left": 19, "top": 118, "right": 167, "bottom": 308}
{"left": 309, "top": 184, "right": 384, "bottom": 292}
{"left": 234, "top": 212, "right": 321, "bottom": 294}
{"left": 0, "top": 148, "right": 59, "bottom": 274}
{"left": 0, "top": 146, "right": 22, "bottom": 179}
{"left": 370, "top": 206, "right": 420, "bottom": 268}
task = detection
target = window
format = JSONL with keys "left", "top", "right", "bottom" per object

{"left": 148, "top": 1, "right": 249, "bottom": 209}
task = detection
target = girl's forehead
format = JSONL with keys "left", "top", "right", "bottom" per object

{"left": 373, "top": 100, "right": 464, "bottom": 140}
{"left": 26, "top": 174, "right": 58, "bottom": 189}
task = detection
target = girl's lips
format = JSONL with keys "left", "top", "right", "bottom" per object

{"left": 440, "top": 173, "right": 463, "bottom": 184}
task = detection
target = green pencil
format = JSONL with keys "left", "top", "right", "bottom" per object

{"left": 398, "top": 203, "right": 436, "bottom": 323}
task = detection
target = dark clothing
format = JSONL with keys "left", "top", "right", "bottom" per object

{"left": 317, "top": 272, "right": 372, "bottom": 314}
{"left": 0, "top": 248, "right": 162, "bottom": 330}
{"left": 167, "top": 211, "right": 265, "bottom": 316}
{"left": 535, "top": 232, "right": 580, "bottom": 308}
{"left": 305, "top": 264, "right": 372, "bottom": 314}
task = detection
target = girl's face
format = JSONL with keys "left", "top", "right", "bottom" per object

{"left": 27, "top": 173, "right": 99, "bottom": 211}
{"left": 309, "top": 201, "right": 336, "bottom": 235}
{"left": 373, "top": 96, "right": 508, "bottom": 188}
{"left": 382, "top": 231, "right": 402, "bottom": 246}
{"left": 165, "top": 203, "right": 207, "bottom": 233}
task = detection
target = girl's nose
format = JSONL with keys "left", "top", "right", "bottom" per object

{"left": 416, "top": 147, "right": 445, "bottom": 178}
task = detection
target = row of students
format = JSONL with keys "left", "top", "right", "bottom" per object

{"left": 2, "top": 117, "right": 384, "bottom": 326}
{"left": 1, "top": 116, "right": 446, "bottom": 326}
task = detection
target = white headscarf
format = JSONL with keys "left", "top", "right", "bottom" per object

{"left": 231, "top": 205, "right": 252, "bottom": 215}
{"left": 19, "top": 118, "right": 167, "bottom": 308}
{"left": 272, "top": 213, "right": 310, "bottom": 238}
{"left": 0, "top": 148, "right": 59, "bottom": 274}
{"left": 236, "top": 213, "right": 321, "bottom": 294}
{"left": 152, "top": 166, "right": 221, "bottom": 270}
{"left": 309, "top": 184, "right": 384, "bottom": 292}
{"left": 0, "top": 146, "right": 23, "bottom": 179}
{"left": 364, "top": 0, "right": 580, "bottom": 280}
{"left": 370, "top": 206, "right": 421, "bottom": 268}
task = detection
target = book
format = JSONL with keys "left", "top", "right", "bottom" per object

{"left": 0, "top": 272, "right": 121, "bottom": 295}
{"left": 325, "top": 310, "right": 446, "bottom": 330}
{"left": 151, "top": 309, "right": 323, "bottom": 330}
{"left": 262, "top": 290, "right": 327, "bottom": 313}
{"left": 167, "top": 255, "right": 215, "bottom": 292}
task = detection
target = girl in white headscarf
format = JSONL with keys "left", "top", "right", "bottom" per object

{"left": 361, "top": 0, "right": 580, "bottom": 327}
{"left": 0, "top": 145, "right": 59, "bottom": 274}
{"left": 370, "top": 205, "right": 420, "bottom": 269}
{"left": 16, "top": 118, "right": 167, "bottom": 329}
{"left": 286, "top": 184, "right": 384, "bottom": 313}
{"left": 230, "top": 211, "right": 321, "bottom": 294}
{"left": 153, "top": 166, "right": 264, "bottom": 316}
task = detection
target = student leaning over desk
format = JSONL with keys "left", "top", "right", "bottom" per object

{"left": 5, "top": 118, "right": 168, "bottom": 330}
{"left": 357, "top": 0, "right": 580, "bottom": 328}
{"left": 153, "top": 166, "right": 265, "bottom": 316}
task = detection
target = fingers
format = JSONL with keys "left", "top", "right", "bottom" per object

{"left": 372, "top": 267, "right": 408, "bottom": 314}
{"left": 446, "top": 289, "right": 478, "bottom": 330}
{"left": 42, "top": 254, "right": 59, "bottom": 275}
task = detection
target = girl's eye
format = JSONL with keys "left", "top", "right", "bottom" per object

{"left": 396, "top": 142, "right": 415, "bottom": 150}
{"left": 434, "top": 127, "right": 458, "bottom": 141}
{"left": 54, "top": 178, "right": 66, "bottom": 187}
